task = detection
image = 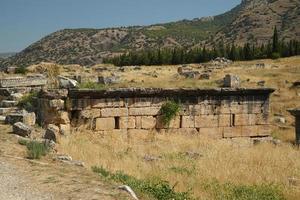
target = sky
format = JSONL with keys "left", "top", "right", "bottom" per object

{"left": 0, "top": 0, "right": 241, "bottom": 53}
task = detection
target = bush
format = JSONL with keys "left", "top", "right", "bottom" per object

{"left": 271, "top": 52, "right": 281, "bottom": 60}
{"left": 15, "top": 66, "right": 27, "bottom": 74}
{"left": 204, "top": 180, "right": 285, "bottom": 200}
{"left": 92, "top": 166, "right": 192, "bottom": 200}
{"left": 26, "top": 141, "right": 49, "bottom": 159}
{"left": 160, "top": 101, "right": 181, "bottom": 126}
{"left": 77, "top": 81, "right": 105, "bottom": 90}
{"left": 18, "top": 92, "right": 38, "bottom": 112}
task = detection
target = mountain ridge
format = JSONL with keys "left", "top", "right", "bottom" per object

{"left": 2, "top": 0, "right": 299, "bottom": 67}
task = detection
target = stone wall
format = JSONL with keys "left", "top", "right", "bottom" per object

{"left": 38, "top": 88, "right": 274, "bottom": 139}
{"left": 0, "top": 76, "right": 47, "bottom": 88}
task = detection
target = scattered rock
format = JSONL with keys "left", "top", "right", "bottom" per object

{"left": 98, "top": 76, "right": 120, "bottom": 85}
{"left": 118, "top": 185, "right": 139, "bottom": 200}
{"left": 199, "top": 73, "right": 210, "bottom": 80}
{"left": 0, "top": 115, "right": 6, "bottom": 124}
{"left": 44, "top": 124, "right": 60, "bottom": 143}
{"left": 288, "top": 177, "right": 300, "bottom": 187}
{"left": 256, "top": 63, "right": 265, "bottom": 68}
{"left": 223, "top": 74, "right": 240, "bottom": 88}
{"left": 257, "top": 80, "right": 266, "bottom": 87}
{"left": 133, "top": 66, "right": 141, "bottom": 70}
{"left": 49, "top": 99, "right": 65, "bottom": 110}
{"left": 143, "top": 154, "right": 161, "bottom": 162}
{"left": 180, "top": 71, "right": 200, "bottom": 79}
{"left": 58, "top": 76, "right": 78, "bottom": 89}
{"left": 0, "top": 100, "right": 18, "bottom": 108}
{"left": 185, "top": 151, "right": 202, "bottom": 159}
{"left": 55, "top": 155, "right": 72, "bottom": 161}
{"left": 9, "top": 93, "right": 23, "bottom": 101}
{"left": 274, "top": 115, "right": 286, "bottom": 124}
{"left": 13, "top": 122, "right": 32, "bottom": 137}
{"left": 211, "top": 57, "right": 232, "bottom": 66}
{"left": 23, "top": 112, "right": 36, "bottom": 126}
{"left": 5, "top": 113, "right": 24, "bottom": 125}
{"left": 0, "top": 107, "right": 17, "bottom": 115}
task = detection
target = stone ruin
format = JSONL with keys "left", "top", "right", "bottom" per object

{"left": 36, "top": 87, "right": 274, "bottom": 141}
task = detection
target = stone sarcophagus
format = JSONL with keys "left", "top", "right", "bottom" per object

{"left": 37, "top": 88, "right": 274, "bottom": 139}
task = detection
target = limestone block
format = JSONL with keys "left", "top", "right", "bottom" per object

{"left": 219, "top": 114, "right": 231, "bottom": 127}
{"left": 95, "top": 118, "right": 115, "bottom": 131}
{"left": 91, "top": 98, "right": 124, "bottom": 108}
{"left": 241, "top": 125, "right": 258, "bottom": 137}
{"left": 223, "top": 126, "right": 242, "bottom": 138}
{"left": 151, "top": 98, "right": 166, "bottom": 107}
{"left": 195, "top": 115, "right": 219, "bottom": 128}
{"left": 59, "top": 124, "right": 71, "bottom": 135}
{"left": 159, "top": 128, "right": 199, "bottom": 135}
{"left": 255, "top": 113, "right": 269, "bottom": 125}
{"left": 128, "top": 129, "right": 151, "bottom": 135}
{"left": 181, "top": 116, "right": 195, "bottom": 128}
{"left": 120, "top": 117, "right": 136, "bottom": 129}
{"left": 71, "top": 99, "right": 91, "bottom": 110}
{"left": 79, "top": 109, "right": 101, "bottom": 119}
{"left": 49, "top": 99, "right": 65, "bottom": 110}
{"left": 135, "top": 116, "right": 142, "bottom": 129}
{"left": 141, "top": 116, "right": 156, "bottom": 129}
{"left": 44, "top": 124, "right": 60, "bottom": 143}
{"left": 257, "top": 125, "right": 271, "bottom": 136}
{"left": 101, "top": 108, "right": 128, "bottom": 117}
{"left": 156, "top": 116, "right": 180, "bottom": 129}
{"left": 199, "top": 127, "right": 223, "bottom": 139}
{"left": 23, "top": 112, "right": 36, "bottom": 126}
{"left": 13, "top": 122, "right": 32, "bottom": 137}
{"left": 235, "top": 114, "right": 251, "bottom": 126}
{"left": 0, "top": 100, "right": 18, "bottom": 108}
{"left": 58, "top": 111, "right": 70, "bottom": 124}
{"left": 129, "top": 107, "right": 160, "bottom": 116}
{"left": 223, "top": 74, "right": 240, "bottom": 88}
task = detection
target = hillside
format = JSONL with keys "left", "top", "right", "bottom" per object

{"left": 2, "top": 0, "right": 300, "bottom": 67}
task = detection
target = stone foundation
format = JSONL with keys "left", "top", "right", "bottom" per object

{"left": 38, "top": 88, "right": 274, "bottom": 139}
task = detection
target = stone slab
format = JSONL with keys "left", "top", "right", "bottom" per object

{"left": 129, "top": 107, "right": 160, "bottom": 116}
{"left": 95, "top": 117, "right": 115, "bottom": 131}
{"left": 101, "top": 108, "right": 128, "bottom": 117}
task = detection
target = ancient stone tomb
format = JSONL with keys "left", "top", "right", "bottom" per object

{"left": 38, "top": 88, "right": 274, "bottom": 139}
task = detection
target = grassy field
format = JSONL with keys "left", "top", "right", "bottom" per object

{"left": 58, "top": 131, "right": 300, "bottom": 200}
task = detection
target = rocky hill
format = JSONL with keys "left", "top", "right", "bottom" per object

{"left": 2, "top": 0, "right": 300, "bottom": 67}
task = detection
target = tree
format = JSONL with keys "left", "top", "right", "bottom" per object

{"left": 272, "top": 26, "right": 279, "bottom": 53}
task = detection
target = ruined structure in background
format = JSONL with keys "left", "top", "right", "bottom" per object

{"left": 288, "top": 109, "right": 300, "bottom": 145}
{"left": 37, "top": 88, "right": 274, "bottom": 140}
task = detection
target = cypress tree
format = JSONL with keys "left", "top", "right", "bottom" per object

{"left": 272, "top": 26, "right": 279, "bottom": 53}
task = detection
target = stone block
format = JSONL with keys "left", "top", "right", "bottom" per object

{"left": 0, "top": 100, "right": 18, "bottom": 108}
{"left": 49, "top": 99, "right": 65, "bottom": 110}
{"left": 71, "top": 99, "right": 91, "bottom": 110}
{"left": 129, "top": 107, "right": 160, "bottom": 116}
{"left": 219, "top": 114, "right": 231, "bottom": 127}
{"left": 223, "top": 126, "right": 242, "bottom": 138}
{"left": 23, "top": 112, "right": 36, "bottom": 126}
{"left": 91, "top": 98, "right": 124, "bottom": 108}
{"left": 235, "top": 114, "right": 251, "bottom": 126}
{"left": 44, "top": 124, "right": 60, "bottom": 143}
{"left": 241, "top": 125, "right": 258, "bottom": 137}
{"left": 156, "top": 116, "right": 180, "bottom": 129}
{"left": 255, "top": 113, "right": 269, "bottom": 125}
{"left": 195, "top": 115, "right": 219, "bottom": 128}
{"left": 0, "top": 116, "right": 6, "bottom": 124}
{"left": 101, "top": 108, "right": 128, "bottom": 117}
{"left": 95, "top": 118, "right": 115, "bottom": 131}
{"left": 257, "top": 125, "right": 271, "bottom": 136}
{"left": 13, "top": 122, "right": 32, "bottom": 137}
{"left": 141, "top": 116, "right": 156, "bottom": 129}
{"left": 223, "top": 74, "right": 240, "bottom": 88}
{"left": 0, "top": 107, "right": 17, "bottom": 115}
{"left": 120, "top": 117, "right": 136, "bottom": 129}
{"left": 5, "top": 113, "right": 24, "bottom": 125}
{"left": 135, "top": 116, "right": 142, "bottom": 129}
{"left": 79, "top": 109, "right": 101, "bottom": 119}
{"left": 181, "top": 116, "right": 195, "bottom": 128}
{"left": 59, "top": 124, "right": 71, "bottom": 135}
{"left": 199, "top": 127, "right": 223, "bottom": 139}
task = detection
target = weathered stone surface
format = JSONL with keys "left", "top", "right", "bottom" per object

{"left": 49, "top": 99, "right": 65, "bottom": 110}
{"left": 0, "top": 100, "right": 18, "bottom": 108}
{"left": 57, "top": 111, "right": 70, "bottom": 124}
{"left": 101, "top": 108, "right": 128, "bottom": 117}
{"left": 181, "top": 116, "right": 195, "bottom": 128}
{"left": 71, "top": 99, "right": 91, "bottom": 110}
{"left": 23, "top": 112, "right": 36, "bottom": 126}
{"left": 5, "top": 113, "right": 24, "bottom": 125}
{"left": 127, "top": 98, "right": 151, "bottom": 107}
{"left": 44, "top": 124, "right": 60, "bottom": 143}
{"left": 135, "top": 116, "right": 142, "bottom": 129}
{"left": 223, "top": 74, "right": 240, "bottom": 88}
{"left": 195, "top": 115, "right": 219, "bottom": 128}
{"left": 59, "top": 123, "right": 71, "bottom": 135}
{"left": 129, "top": 107, "right": 160, "bottom": 116}
{"left": 98, "top": 75, "right": 120, "bottom": 85}
{"left": 79, "top": 109, "right": 101, "bottom": 119}
{"left": 0, "top": 76, "right": 47, "bottom": 88}
{"left": 91, "top": 98, "right": 124, "bottom": 108}
{"left": 120, "top": 117, "right": 136, "bottom": 129}
{"left": 58, "top": 76, "right": 78, "bottom": 89}
{"left": 141, "top": 116, "right": 156, "bottom": 129}
{"left": 156, "top": 116, "right": 180, "bottom": 129}
{"left": 9, "top": 93, "right": 23, "bottom": 101}
{"left": 95, "top": 118, "right": 115, "bottom": 131}
{"left": 0, "top": 107, "right": 17, "bottom": 115}
{"left": 0, "top": 116, "right": 6, "bottom": 124}
{"left": 13, "top": 122, "right": 32, "bottom": 137}
{"left": 223, "top": 126, "right": 242, "bottom": 138}
{"left": 199, "top": 127, "right": 223, "bottom": 139}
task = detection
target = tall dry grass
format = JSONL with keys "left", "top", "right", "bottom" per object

{"left": 58, "top": 131, "right": 300, "bottom": 199}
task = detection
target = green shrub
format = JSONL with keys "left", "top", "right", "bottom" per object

{"left": 18, "top": 139, "right": 29, "bottom": 146}
{"left": 271, "top": 52, "right": 281, "bottom": 60}
{"left": 77, "top": 81, "right": 105, "bottom": 90}
{"left": 26, "top": 141, "right": 49, "bottom": 159}
{"left": 92, "top": 166, "right": 192, "bottom": 200}
{"left": 160, "top": 101, "right": 181, "bottom": 126}
{"left": 18, "top": 92, "right": 38, "bottom": 112}
{"left": 15, "top": 66, "right": 27, "bottom": 74}
{"left": 204, "top": 180, "right": 285, "bottom": 200}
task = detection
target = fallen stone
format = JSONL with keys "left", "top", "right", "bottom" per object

{"left": 13, "top": 122, "right": 32, "bottom": 137}
{"left": 58, "top": 76, "right": 78, "bottom": 89}
{"left": 199, "top": 73, "right": 210, "bottom": 80}
{"left": 0, "top": 116, "right": 6, "bottom": 124}
{"left": 9, "top": 93, "right": 23, "bottom": 101}
{"left": 0, "top": 107, "right": 17, "bottom": 115}
{"left": 44, "top": 124, "right": 60, "bottom": 143}
{"left": 23, "top": 112, "right": 36, "bottom": 126}
{"left": 98, "top": 76, "right": 120, "bottom": 85}
{"left": 5, "top": 113, "right": 24, "bottom": 125}
{"left": 180, "top": 71, "right": 200, "bottom": 79}
{"left": 274, "top": 116, "right": 286, "bottom": 124}
{"left": 0, "top": 100, "right": 18, "bottom": 108}
{"left": 49, "top": 99, "right": 65, "bottom": 110}
{"left": 55, "top": 155, "right": 73, "bottom": 161}
{"left": 143, "top": 154, "right": 161, "bottom": 162}
{"left": 223, "top": 74, "right": 240, "bottom": 88}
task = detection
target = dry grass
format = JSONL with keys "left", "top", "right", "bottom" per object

{"left": 58, "top": 131, "right": 300, "bottom": 200}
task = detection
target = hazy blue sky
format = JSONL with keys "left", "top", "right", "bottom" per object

{"left": 0, "top": 0, "right": 240, "bottom": 53}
